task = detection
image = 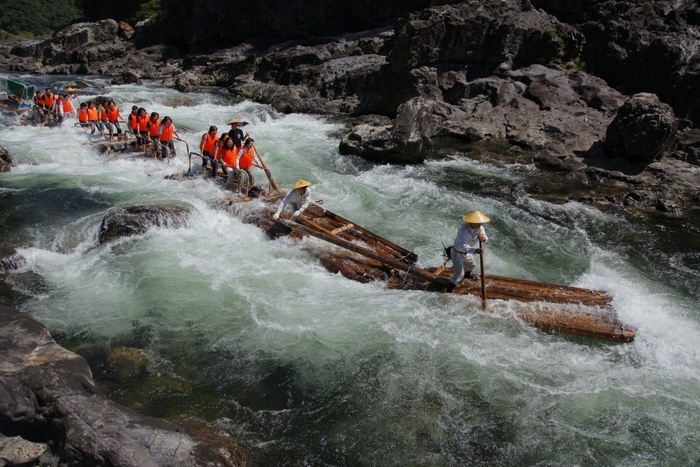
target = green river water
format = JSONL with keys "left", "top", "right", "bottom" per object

{"left": 1, "top": 77, "right": 699, "bottom": 466}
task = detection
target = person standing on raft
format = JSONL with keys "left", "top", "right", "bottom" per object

{"left": 446, "top": 210, "right": 489, "bottom": 293}
{"left": 273, "top": 179, "right": 324, "bottom": 220}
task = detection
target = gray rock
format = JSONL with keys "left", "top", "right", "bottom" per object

{"left": 174, "top": 72, "right": 201, "bottom": 93}
{"left": 0, "top": 436, "right": 46, "bottom": 465}
{"left": 0, "top": 244, "right": 25, "bottom": 272}
{"left": 0, "top": 305, "right": 198, "bottom": 466}
{"left": 605, "top": 93, "right": 678, "bottom": 163}
{"left": 98, "top": 204, "right": 194, "bottom": 244}
{"left": 111, "top": 70, "right": 142, "bottom": 85}
{"left": 0, "top": 145, "right": 12, "bottom": 172}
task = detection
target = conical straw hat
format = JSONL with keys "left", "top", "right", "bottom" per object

{"left": 292, "top": 179, "right": 311, "bottom": 190}
{"left": 227, "top": 118, "right": 249, "bottom": 126}
{"left": 462, "top": 210, "right": 490, "bottom": 223}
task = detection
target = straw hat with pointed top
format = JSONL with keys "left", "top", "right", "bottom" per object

{"left": 227, "top": 118, "right": 248, "bottom": 126}
{"left": 292, "top": 179, "right": 311, "bottom": 190}
{"left": 66, "top": 87, "right": 75, "bottom": 92}
{"left": 462, "top": 210, "right": 490, "bottom": 224}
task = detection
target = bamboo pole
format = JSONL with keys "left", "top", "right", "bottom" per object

{"left": 479, "top": 239, "right": 487, "bottom": 309}
{"left": 253, "top": 145, "right": 280, "bottom": 191}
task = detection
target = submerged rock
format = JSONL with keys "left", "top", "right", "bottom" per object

{"left": 0, "top": 244, "right": 25, "bottom": 271}
{"left": 98, "top": 203, "right": 194, "bottom": 244}
{"left": 0, "top": 145, "right": 12, "bottom": 172}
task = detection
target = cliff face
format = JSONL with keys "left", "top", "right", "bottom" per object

{"left": 159, "top": 0, "right": 461, "bottom": 47}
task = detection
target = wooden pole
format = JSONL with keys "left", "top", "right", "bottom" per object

{"left": 280, "top": 218, "right": 449, "bottom": 287}
{"left": 479, "top": 239, "right": 487, "bottom": 309}
{"left": 253, "top": 145, "right": 280, "bottom": 192}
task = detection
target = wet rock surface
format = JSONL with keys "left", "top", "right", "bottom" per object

{"left": 0, "top": 305, "right": 201, "bottom": 467}
{"left": 0, "top": 146, "right": 12, "bottom": 173}
{"left": 1, "top": 1, "right": 699, "bottom": 218}
{"left": 98, "top": 203, "right": 194, "bottom": 244}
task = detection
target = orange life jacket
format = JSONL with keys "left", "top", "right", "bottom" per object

{"left": 237, "top": 147, "right": 255, "bottom": 169}
{"left": 87, "top": 108, "right": 98, "bottom": 121}
{"left": 128, "top": 113, "right": 138, "bottom": 130}
{"left": 159, "top": 124, "right": 173, "bottom": 142}
{"left": 62, "top": 100, "right": 72, "bottom": 113}
{"left": 99, "top": 106, "right": 107, "bottom": 121}
{"left": 149, "top": 119, "right": 160, "bottom": 137}
{"left": 107, "top": 107, "right": 119, "bottom": 123}
{"left": 138, "top": 116, "right": 149, "bottom": 132}
{"left": 201, "top": 133, "right": 217, "bottom": 154}
{"left": 43, "top": 92, "right": 54, "bottom": 107}
{"left": 78, "top": 108, "right": 89, "bottom": 122}
{"left": 221, "top": 147, "right": 237, "bottom": 166}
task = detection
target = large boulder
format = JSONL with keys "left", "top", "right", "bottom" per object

{"left": 0, "top": 145, "right": 12, "bottom": 172}
{"left": 98, "top": 204, "right": 194, "bottom": 244}
{"left": 0, "top": 305, "right": 199, "bottom": 466}
{"left": 604, "top": 93, "right": 678, "bottom": 163}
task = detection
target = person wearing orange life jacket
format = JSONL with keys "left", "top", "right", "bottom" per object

{"left": 214, "top": 137, "right": 240, "bottom": 191}
{"left": 199, "top": 125, "right": 218, "bottom": 177}
{"left": 157, "top": 116, "right": 180, "bottom": 160}
{"left": 136, "top": 108, "right": 149, "bottom": 153}
{"left": 61, "top": 95, "right": 75, "bottom": 118}
{"left": 77, "top": 102, "right": 90, "bottom": 128}
{"left": 147, "top": 112, "right": 160, "bottom": 158}
{"left": 106, "top": 101, "right": 123, "bottom": 141}
{"left": 231, "top": 138, "right": 263, "bottom": 194}
{"left": 43, "top": 89, "right": 55, "bottom": 124}
{"left": 96, "top": 100, "right": 107, "bottom": 137}
{"left": 87, "top": 101, "right": 100, "bottom": 134}
{"left": 53, "top": 94, "right": 74, "bottom": 124}
{"left": 128, "top": 105, "right": 140, "bottom": 149}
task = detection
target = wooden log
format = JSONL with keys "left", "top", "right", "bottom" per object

{"left": 319, "top": 208, "right": 417, "bottom": 263}
{"left": 279, "top": 218, "right": 449, "bottom": 286}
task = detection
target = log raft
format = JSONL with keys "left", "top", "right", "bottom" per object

{"left": 268, "top": 205, "right": 633, "bottom": 343}
{"left": 215, "top": 186, "right": 635, "bottom": 343}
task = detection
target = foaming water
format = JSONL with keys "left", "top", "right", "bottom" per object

{"left": 1, "top": 78, "right": 700, "bottom": 466}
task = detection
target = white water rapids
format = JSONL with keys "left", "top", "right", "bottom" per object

{"left": 1, "top": 77, "right": 699, "bottom": 466}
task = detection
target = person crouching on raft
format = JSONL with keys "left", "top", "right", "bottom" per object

{"left": 446, "top": 210, "right": 489, "bottom": 293}
{"left": 273, "top": 179, "right": 323, "bottom": 220}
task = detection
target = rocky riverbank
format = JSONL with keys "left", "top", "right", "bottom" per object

{"left": 1, "top": 0, "right": 698, "bottom": 221}
{"left": 0, "top": 304, "right": 247, "bottom": 467}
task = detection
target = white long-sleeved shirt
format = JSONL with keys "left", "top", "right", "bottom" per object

{"left": 452, "top": 223, "right": 488, "bottom": 254}
{"left": 275, "top": 188, "right": 311, "bottom": 217}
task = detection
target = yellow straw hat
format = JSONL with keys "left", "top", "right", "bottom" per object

{"left": 462, "top": 210, "right": 491, "bottom": 223}
{"left": 292, "top": 179, "right": 311, "bottom": 190}
{"left": 66, "top": 87, "right": 75, "bottom": 92}
{"left": 227, "top": 118, "right": 249, "bottom": 126}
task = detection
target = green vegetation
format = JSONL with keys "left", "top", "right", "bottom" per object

{"left": 0, "top": 0, "right": 162, "bottom": 37}
{"left": 0, "top": 0, "right": 82, "bottom": 36}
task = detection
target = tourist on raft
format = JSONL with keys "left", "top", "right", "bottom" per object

{"left": 231, "top": 138, "right": 264, "bottom": 194}
{"left": 106, "top": 100, "right": 123, "bottom": 141}
{"left": 227, "top": 118, "right": 249, "bottom": 148}
{"left": 148, "top": 112, "right": 160, "bottom": 158}
{"left": 273, "top": 179, "right": 324, "bottom": 220}
{"left": 87, "top": 101, "right": 100, "bottom": 134}
{"left": 446, "top": 210, "right": 489, "bottom": 293}
{"left": 77, "top": 102, "right": 90, "bottom": 129}
{"left": 199, "top": 125, "right": 218, "bottom": 177}
{"left": 136, "top": 107, "right": 149, "bottom": 152}
{"left": 128, "top": 105, "right": 139, "bottom": 148}
{"left": 157, "top": 116, "right": 180, "bottom": 160}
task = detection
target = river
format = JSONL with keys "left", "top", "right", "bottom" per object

{"left": 1, "top": 76, "right": 699, "bottom": 466}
